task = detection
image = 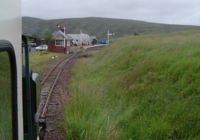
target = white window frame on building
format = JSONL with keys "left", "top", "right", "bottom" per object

{"left": 55, "top": 39, "right": 64, "bottom": 46}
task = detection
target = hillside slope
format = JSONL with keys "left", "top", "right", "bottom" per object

{"left": 63, "top": 29, "right": 200, "bottom": 139}
{"left": 22, "top": 17, "right": 200, "bottom": 38}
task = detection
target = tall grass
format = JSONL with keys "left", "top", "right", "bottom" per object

{"left": 64, "top": 30, "right": 200, "bottom": 140}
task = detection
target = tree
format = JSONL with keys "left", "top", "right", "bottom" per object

{"left": 44, "top": 32, "right": 53, "bottom": 44}
{"left": 134, "top": 32, "right": 139, "bottom": 36}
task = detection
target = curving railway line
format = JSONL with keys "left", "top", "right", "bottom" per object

{"left": 36, "top": 53, "right": 77, "bottom": 140}
{"left": 36, "top": 45, "right": 105, "bottom": 140}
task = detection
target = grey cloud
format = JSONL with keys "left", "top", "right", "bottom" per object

{"left": 22, "top": 0, "right": 200, "bottom": 25}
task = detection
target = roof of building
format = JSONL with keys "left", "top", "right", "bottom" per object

{"left": 53, "top": 31, "right": 91, "bottom": 42}
{"left": 53, "top": 31, "right": 72, "bottom": 40}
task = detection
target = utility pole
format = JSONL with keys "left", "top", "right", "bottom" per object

{"left": 80, "top": 30, "right": 82, "bottom": 47}
{"left": 107, "top": 30, "right": 110, "bottom": 45}
{"left": 63, "top": 26, "right": 66, "bottom": 54}
{"left": 107, "top": 30, "right": 113, "bottom": 45}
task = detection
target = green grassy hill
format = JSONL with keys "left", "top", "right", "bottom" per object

{"left": 22, "top": 17, "right": 200, "bottom": 39}
{"left": 63, "top": 29, "right": 200, "bottom": 139}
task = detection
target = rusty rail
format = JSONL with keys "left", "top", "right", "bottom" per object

{"left": 38, "top": 54, "right": 76, "bottom": 120}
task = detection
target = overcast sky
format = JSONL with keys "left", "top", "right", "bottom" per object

{"left": 22, "top": 0, "right": 200, "bottom": 25}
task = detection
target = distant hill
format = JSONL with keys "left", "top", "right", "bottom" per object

{"left": 22, "top": 17, "right": 200, "bottom": 39}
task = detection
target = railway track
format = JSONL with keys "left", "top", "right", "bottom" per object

{"left": 41, "top": 56, "right": 68, "bottom": 85}
{"left": 36, "top": 45, "right": 105, "bottom": 139}
{"left": 36, "top": 53, "right": 77, "bottom": 140}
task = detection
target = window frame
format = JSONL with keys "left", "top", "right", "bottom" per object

{"left": 0, "top": 40, "right": 18, "bottom": 140}
{"left": 55, "top": 39, "right": 64, "bottom": 47}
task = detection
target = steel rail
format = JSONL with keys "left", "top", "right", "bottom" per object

{"left": 40, "top": 54, "right": 76, "bottom": 118}
{"left": 41, "top": 54, "right": 73, "bottom": 85}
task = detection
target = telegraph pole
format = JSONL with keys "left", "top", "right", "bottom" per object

{"left": 107, "top": 30, "right": 113, "bottom": 45}
{"left": 63, "top": 26, "right": 66, "bottom": 54}
{"left": 80, "top": 30, "right": 82, "bottom": 47}
{"left": 107, "top": 30, "right": 109, "bottom": 45}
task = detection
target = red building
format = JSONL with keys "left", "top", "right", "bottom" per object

{"left": 48, "top": 30, "right": 93, "bottom": 53}
{"left": 48, "top": 31, "right": 71, "bottom": 53}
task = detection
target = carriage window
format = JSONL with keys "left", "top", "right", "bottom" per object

{"left": 0, "top": 52, "right": 13, "bottom": 140}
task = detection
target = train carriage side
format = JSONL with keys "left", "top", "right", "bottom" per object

{"left": 0, "top": 0, "right": 40, "bottom": 139}
{"left": 0, "top": 0, "right": 23, "bottom": 139}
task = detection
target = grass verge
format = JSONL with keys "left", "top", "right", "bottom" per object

{"left": 29, "top": 51, "right": 65, "bottom": 74}
{"left": 64, "top": 29, "right": 200, "bottom": 140}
